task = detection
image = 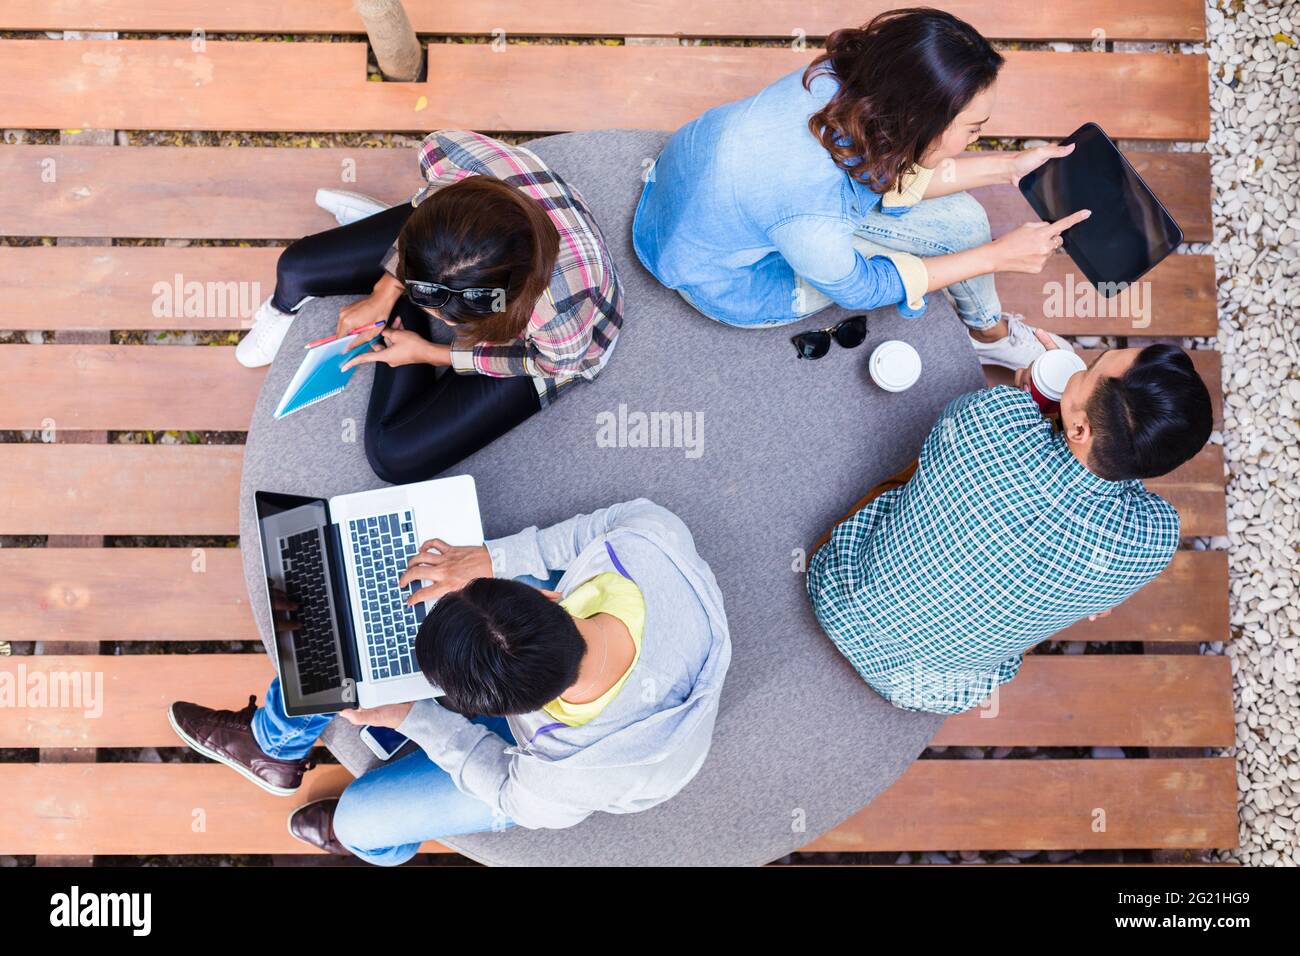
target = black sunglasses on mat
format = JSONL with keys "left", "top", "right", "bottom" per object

{"left": 790, "top": 315, "right": 868, "bottom": 360}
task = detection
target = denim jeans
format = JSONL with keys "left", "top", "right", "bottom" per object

{"left": 250, "top": 570, "right": 563, "bottom": 865}
{"left": 794, "top": 192, "right": 1002, "bottom": 330}
{"left": 252, "top": 677, "right": 515, "bottom": 866}
{"left": 860, "top": 191, "right": 1002, "bottom": 330}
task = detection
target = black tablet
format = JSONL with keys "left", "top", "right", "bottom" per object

{"left": 1018, "top": 122, "right": 1183, "bottom": 296}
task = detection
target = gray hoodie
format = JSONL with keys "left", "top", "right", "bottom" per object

{"left": 396, "top": 499, "right": 732, "bottom": 830}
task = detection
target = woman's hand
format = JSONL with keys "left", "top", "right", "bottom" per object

{"left": 988, "top": 209, "right": 1091, "bottom": 274}
{"left": 336, "top": 273, "right": 404, "bottom": 339}
{"left": 1008, "top": 142, "right": 1075, "bottom": 187}
{"left": 398, "top": 539, "right": 494, "bottom": 605}
{"left": 342, "top": 325, "right": 450, "bottom": 370}
{"left": 338, "top": 702, "right": 412, "bottom": 729}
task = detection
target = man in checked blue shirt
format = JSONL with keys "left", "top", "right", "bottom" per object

{"left": 807, "top": 343, "right": 1213, "bottom": 715}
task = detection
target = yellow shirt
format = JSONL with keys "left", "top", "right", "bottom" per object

{"left": 543, "top": 572, "right": 645, "bottom": 727}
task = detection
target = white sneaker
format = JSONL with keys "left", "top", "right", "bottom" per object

{"left": 315, "top": 188, "right": 389, "bottom": 226}
{"left": 236, "top": 296, "right": 310, "bottom": 368}
{"left": 969, "top": 313, "right": 1074, "bottom": 369}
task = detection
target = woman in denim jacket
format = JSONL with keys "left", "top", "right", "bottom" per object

{"left": 633, "top": 7, "right": 1089, "bottom": 369}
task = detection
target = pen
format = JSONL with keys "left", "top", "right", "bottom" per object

{"left": 303, "top": 319, "right": 386, "bottom": 350}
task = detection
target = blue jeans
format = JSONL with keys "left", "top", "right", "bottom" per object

{"left": 853, "top": 192, "right": 1002, "bottom": 331}
{"left": 252, "top": 677, "right": 515, "bottom": 866}
{"left": 790, "top": 193, "right": 1003, "bottom": 330}
{"left": 250, "top": 571, "right": 561, "bottom": 865}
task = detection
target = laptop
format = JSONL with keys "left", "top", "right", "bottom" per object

{"left": 254, "top": 475, "right": 483, "bottom": 717}
{"left": 1018, "top": 121, "right": 1184, "bottom": 295}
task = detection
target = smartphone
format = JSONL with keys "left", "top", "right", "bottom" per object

{"left": 359, "top": 725, "right": 410, "bottom": 761}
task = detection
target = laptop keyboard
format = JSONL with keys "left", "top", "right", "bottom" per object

{"left": 349, "top": 510, "right": 425, "bottom": 681}
{"left": 279, "top": 529, "right": 342, "bottom": 696}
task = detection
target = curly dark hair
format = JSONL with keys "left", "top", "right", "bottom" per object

{"left": 803, "top": 8, "right": 1004, "bottom": 193}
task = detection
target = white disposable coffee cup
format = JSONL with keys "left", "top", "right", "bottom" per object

{"left": 1028, "top": 348, "right": 1087, "bottom": 413}
{"left": 869, "top": 340, "right": 922, "bottom": 392}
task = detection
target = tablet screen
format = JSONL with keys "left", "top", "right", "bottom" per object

{"left": 1019, "top": 123, "right": 1183, "bottom": 294}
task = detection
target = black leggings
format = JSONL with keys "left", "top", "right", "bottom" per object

{"left": 272, "top": 205, "right": 542, "bottom": 484}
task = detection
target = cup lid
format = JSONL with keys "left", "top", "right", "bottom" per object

{"left": 870, "top": 340, "right": 922, "bottom": 391}
{"left": 1033, "top": 349, "right": 1088, "bottom": 398}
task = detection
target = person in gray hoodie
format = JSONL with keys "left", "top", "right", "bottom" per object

{"left": 167, "top": 499, "right": 730, "bottom": 865}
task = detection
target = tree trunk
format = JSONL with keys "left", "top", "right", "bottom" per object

{"left": 355, "top": 0, "right": 423, "bottom": 82}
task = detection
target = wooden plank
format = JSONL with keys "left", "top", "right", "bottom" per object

{"left": 0, "top": 345, "right": 261, "bottom": 431}
{"left": 805, "top": 758, "right": 1238, "bottom": 852}
{"left": 0, "top": 443, "right": 242, "bottom": 536}
{"left": 1078, "top": 348, "right": 1222, "bottom": 429}
{"left": 0, "top": 246, "right": 279, "bottom": 331}
{"left": 36, "top": 117, "right": 118, "bottom": 869}
{"left": 1059, "top": 550, "right": 1229, "bottom": 644}
{"left": 0, "top": 654, "right": 274, "bottom": 748}
{"left": 0, "top": 146, "right": 1210, "bottom": 242}
{"left": 0, "top": 442, "right": 1224, "bottom": 537}
{"left": 0, "top": 548, "right": 254, "bottom": 644}
{"left": 1005, "top": 254, "right": 1217, "bottom": 338}
{"left": 1145, "top": 444, "right": 1227, "bottom": 538}
{"left": 0, "top": 246, "right": 1217, "bottom": 336}
{"left": 0, "top": 758, "right": 1236, "bottom": 854}
{"left": 0, "top": 762, "right": 438, "bottom": 855}
{"left": 974, "top": 151, "right": 1213, "bottom": 244}
{"left": 0, "top": 652, "right": 1232, "bottom": 750}
{"left": 933, "top": 655, "right": 1233, "bottom": 748}
{"left": 0, "top": 0, "right": 1208, "bottom": 41}
{"left": 0, "top": 41, "right": 1210, "bottom": 140}
{"left": 2, "top": 547, "right": 1223, "bottom": 646}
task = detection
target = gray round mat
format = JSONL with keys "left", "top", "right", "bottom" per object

{"left": 240, "top": 130, "right": 985, "bottom": 865}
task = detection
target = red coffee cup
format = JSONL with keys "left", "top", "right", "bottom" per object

{"left": 1027, "top": 349, "right": 1087, "bottom": 416}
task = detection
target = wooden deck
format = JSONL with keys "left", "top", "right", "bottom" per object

{"left": 0, "top": 1, "right": 1233, "bottom": 863}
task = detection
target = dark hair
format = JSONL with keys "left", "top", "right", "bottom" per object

{"left": 1086, "top": 344, "right": 1213, "bottom": 481}
{"left": 803, "top": 8, "right": 1004, "bottom": 193}
{"left": 414, "top": 577, "right": 583, "bottom": 716}
{"left": 397, "top": 176, "right": 560, "bottom": 345}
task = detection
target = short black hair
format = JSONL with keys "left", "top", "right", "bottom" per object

{"left": 414, "top": 577, "right": 584, "bottom": 716}
{"left": 1085, "top": 344, "right": 1213, "bottom": 481}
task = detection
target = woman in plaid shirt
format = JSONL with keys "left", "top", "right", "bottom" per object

{"left": 237, "top": 129, "right": 624, "bottom": 483}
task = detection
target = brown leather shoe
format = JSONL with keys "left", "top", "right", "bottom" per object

{"left": 168, "top": 696, "right": 312, "bottom": 797}
{"left": 288, "top": 798, "right": 352, "bottom": 856}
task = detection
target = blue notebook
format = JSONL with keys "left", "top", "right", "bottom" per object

{"left": 273, "top": 336, "right": 375, "bottom": 419}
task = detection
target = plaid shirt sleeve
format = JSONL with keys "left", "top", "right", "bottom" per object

{"left": 451, "top": 287, "right": 601, "bottom": 379}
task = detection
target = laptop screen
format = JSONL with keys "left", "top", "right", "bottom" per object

{"left": 254, "top": 491, "right": 356, "bottom": 716}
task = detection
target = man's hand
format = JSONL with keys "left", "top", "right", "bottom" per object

{"left": 1011, "top": 328, "right": 1065, "bottom": 388}
{"left": 399, "top": 539, "right": 494, "bottom": 606}
{"left": 1008, "top": 142, "right": 1075, "bottom": 187}
{"left": 338, "top": 701, "right": 413, "bottom": 729}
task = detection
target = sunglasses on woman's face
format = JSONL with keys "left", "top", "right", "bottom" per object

{"left": 404, "top": 278, "right": 499, "bottom": 312}
{"left": 790, "top": 315, "right": 869, "bottom": 360}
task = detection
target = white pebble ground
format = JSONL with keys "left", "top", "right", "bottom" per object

{"left": 1203, "top": 0, "right": 1299, "bottom": 866}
